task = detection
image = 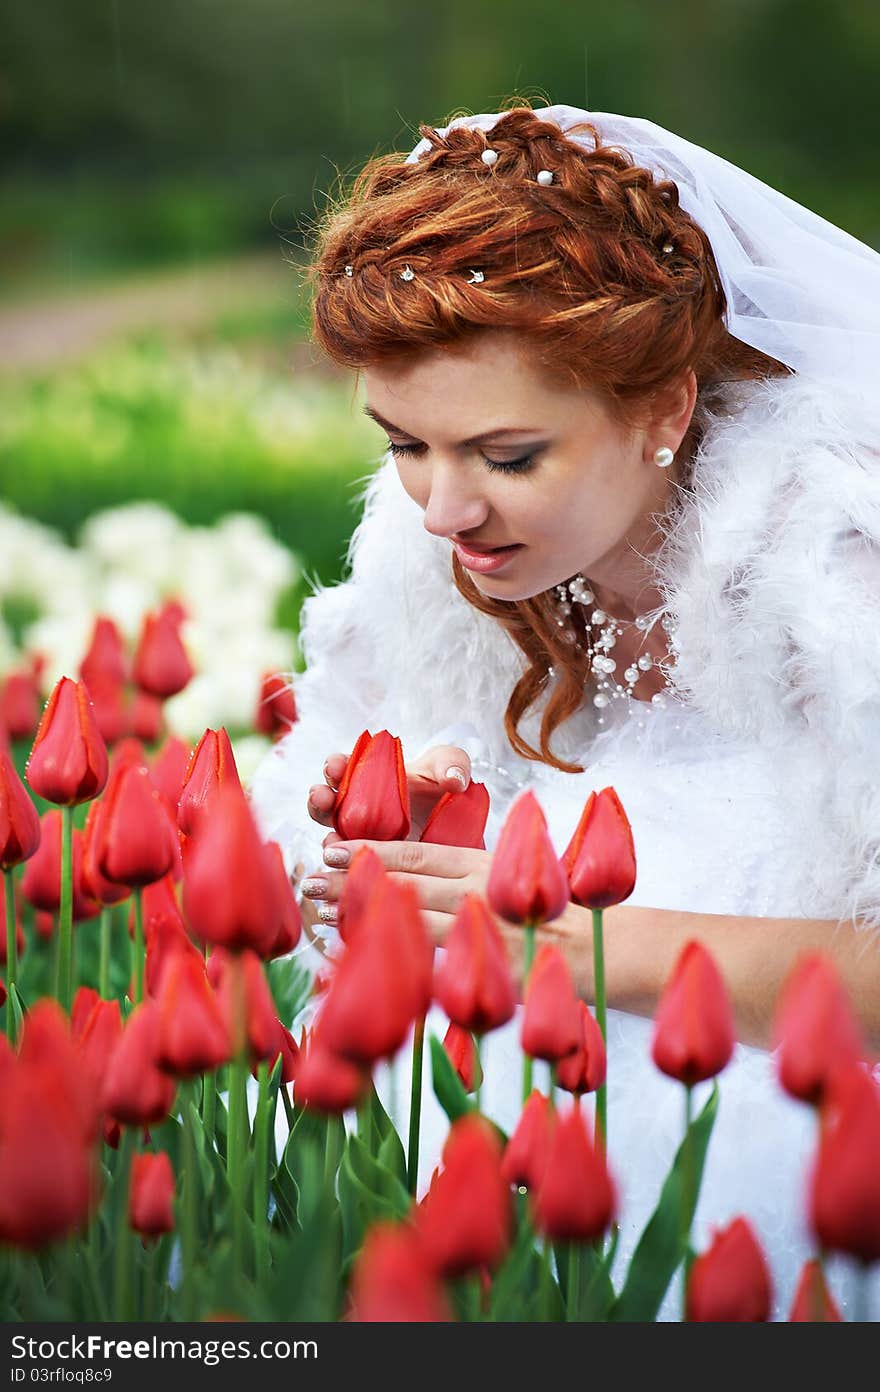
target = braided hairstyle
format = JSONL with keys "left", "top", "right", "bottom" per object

{"left": 305, "top": 101, "right": 791, "bottom": 774}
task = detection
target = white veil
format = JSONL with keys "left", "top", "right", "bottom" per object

{"left": 404, "top": 105, "right": 880, "bottom": 399}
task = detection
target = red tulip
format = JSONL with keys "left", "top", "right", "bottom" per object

{"left": 26, "top": 676, "right": 109, "bottom": 806}
{"left": 501, "top": 1090, "right": 556, "bottom": 1192}
{"left": 0, "top": 878, "right": 25, "bottom": 965}
{"left": 442, "top": 1021, "right": 483, "bottom": 1093}
{"left": 81, "top": 788, "right": 131, "bottom": 907}
{"left": 486, "top": 790, "right": 570, "bottom": 925}
{"left": 293, "top": 1025, "right": 371, "bottom": 1113}
{"left": 17, "top": 1000, "right": 97, "bottom": 1142}
{"left": 71, "top": 986, "right": 101, "bottom": 1041}
{"left": 133, "top": 605, "right": 193, "bottom": 699}
{"left": 252, "top": 1019, "right": 300, "bottom": 1083}
{"left": 75, "top": 996, "right": 123, "bottom": 1106}
{"left": 420, "top": 780, "right": 490, "bottom": 850}
{"left": 0, "top": 1063, "right": 97, "bottom": 1248}
{"left": 80, "top": 616, "right": 128, "bottom": 689}
{"left": 773, "top": 952, "right": 865, "bottom": 1106}
{"left": 349, "top": 1221, "right": 452, "bottom": 1322}
{"left": 209, "top": 947, "right": 279, "bottom": 1063}
{"left": 101, "top": 1000, "right": 176, "bottom": 1126}
{"left": 531, "top": 1104, "right": 616, "bottom": 1242}
{"left": 687, "top": 1217, "right": 772, "bottom": 1322}
{"left": 129, "top": 1151, "right": 175, "bottom": 1240}
{"left": 788, "top": 1258, "right": 842, "bottom": 1321}
{"left": 520, "top": 944, "right": 582, "bottom": 1062}
{"left": 20, "top": 811, "right": 102, "bottom": 921}
{"left": 177, "top": 727, "right": 242, "bottom": 836}
{"left": 416, "top": 1114, "right": 512, "bottom": 1277}
{"left": 0, "top": 747, "right": 41, "bottom": 869}
{"left": 151, "top": 736, "right": 191, "bottom": 819}
{"left": 433, "top": 892, "right": 516, "bottom": 1034}
{"left": 317, "top": 877, "right": 432, "bottom": 1064}
{"left": 556, "top": 1000, "right": 607, "bottom": 1096}
{"left": 336, "top": 845, "right": 387, "bottom": 946}
{"left": 810, "top": 1061, "right": 880, "bottom": 1263}
{"left": 332, "top": 729, "right": 410, "bottom": 842}
{"left": 254, "top": 671, "right": 298, "bottom": 740}
{"left": 182, "top": 782, "right": 279, "bottom": 956}
{"left": 155, "top": 951, "right": 231, "bottom": 1077}
{"left": 561, "top": 786, "right": 637, "bottom": 909}
{"left": 1, "top": 670, "right": 41, "bottom": 741}
{"left": 651, "top": 940, "right": 735, "bottom": 1085}
{"left": 262, "top": 839, "right": 302, "bottom": 958}
{"left": 96, "top": 763, "right": 179, "bottom": 887}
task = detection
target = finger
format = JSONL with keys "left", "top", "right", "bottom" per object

{"left": 321, "top": 837, "right": 477, "bottom": 879}
{"left": 307, "top": 783, "right": 337, "bottom": 825}
{"left": 410, "top": 744, "right": 472, "bottom": 792}
{"left": 299, "top": 869, "right": 346, "bottom": 904}
{"left": 323, "top": 753, "right": 348, "bottom": 789}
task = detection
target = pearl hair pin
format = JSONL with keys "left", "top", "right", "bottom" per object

{"left": 536, "top": 169, "right": 555, "bottom": 186}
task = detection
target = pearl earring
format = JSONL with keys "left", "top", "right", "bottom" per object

{"left": 653, "top": 446, "right": 675, "bottom": 468}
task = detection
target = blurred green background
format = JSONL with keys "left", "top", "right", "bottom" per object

{"left": 2, "top": 0, "right": 878, "bottom": 638}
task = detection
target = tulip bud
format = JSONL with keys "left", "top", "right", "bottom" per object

{"left": 434, "top": 892, "right": 516, "bottom": 1035}
{"left": 336, "top": 845, "right": 387, "bottom": 946}
{"left": 84, "top": 674, "right": 128, "bottom": 747}
{"left": 210, "top": 947, "right": 279, "bottom": 1063}
{"left": 687, "top": 1217, "right": 772, "bottom": 1322}
{"left": 255, "top": 671, "right": 298, "bottom": 740}
{"left": 349, "top": 1221, "right": 452, "bottom": 1322}
{"left": 26, "top": 676, "right": 109, "bottom": 806}
{"left": 20, "top": 811, "right": 102, "bottom": 921}
{"left": 80, "top": 616, "right": 129, "bottom": 690}
{"left": 651, "top": 940, "right": 735, "bottom": 1085}
{"left": 531, "top": 1104, "right": 616, "bottom": 1242}
{"left": 810, "top": 1061, "right": 880, "bottom": 1263}
{"left": 555, "top": 999, "right": 607, "bottom": 1096}
{"left": 332, "top": 729, "right": 410, "bottom": 842}
{"left": 0, "top": 748, "right": 41, "bottom": 870}
{"left": 501, "top": 1090, "right": 556, "bottom": 1192}
{"left": 442, "top": 1021, "right": 483, "bottom": 1093}
{"left": 773, "top": 953, "right": 865, "bottom": 1106}
{"left": 788, "top": 1258, "right": 842, "bottom": 1322}
{"left": 150, "top": 736, "right": 191, "bottom": 821}
{"left": 262, "top": 839, "right": 302, "bottom": 958}
{"left": 155, "top": 951, "right": 231, "bottom": 1077}
{"left": 416, "top": 1114, "right": 512, "bottom": 1277}
{"left": 1, "top": 671, "right": 41, "bottom": 742}
{"left": 182, "top": 782, "right": 279, "bottom": 956}
{"left": 102, "top": 1000, "right": 176, "bottom": 1126}
{"left": 562, "top": 786, "right": 637, "bottom": 908}
{"left": 520, "top": 944, "right": 582, "bottom": 1062}
{"left": 177, "top": 728, "right": 242, "bottom": 837}
{"left": 95, "top": 763, "right": 179, "bottom": 888}
{"left": 487, "top": 790, "right": 570, "bottom": 925}
{"left": 420, "top": 780, "right": 490, "bottom": 850}
{"left": 133, "top": 605, "right": 193, "bottom": 699}
{"left": 293, "top": 1025, "right": 371, "bottom": 1113}
{"left": 129, "top": 1151, "right": 175, "bottom": 1241}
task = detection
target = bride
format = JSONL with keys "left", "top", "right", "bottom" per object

{"left": 249, "top": 103, "right": 880, "bottom": 1318}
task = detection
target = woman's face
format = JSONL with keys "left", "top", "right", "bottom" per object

{"left": 361, "top": 331, "right": 696, "bottom": 609}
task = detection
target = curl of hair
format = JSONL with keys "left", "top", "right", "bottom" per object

{"left": 304, "top": 100, "right": 792, "bottom": 774}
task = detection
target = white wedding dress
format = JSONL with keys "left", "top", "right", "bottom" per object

{"left": 249, "top": 373, "right": 880, "bottom": 1320}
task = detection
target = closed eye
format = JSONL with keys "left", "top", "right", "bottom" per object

{"left": 385, "top": 439, "right": 537, "bottom": 475}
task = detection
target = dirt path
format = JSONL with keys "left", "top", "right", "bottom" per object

{"left": 0, "top": 252, "right": 336, "bottom": 375}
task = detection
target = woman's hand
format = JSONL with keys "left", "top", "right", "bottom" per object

{"left": 306, "top": 743, "right": 474, "bottom": 843}
{"left": 303, "top": 834, "right": 596, "bottom": 994}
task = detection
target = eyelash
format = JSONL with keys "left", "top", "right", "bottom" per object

{"left": 385, "top": 440, "right": 537, "bottom": 475}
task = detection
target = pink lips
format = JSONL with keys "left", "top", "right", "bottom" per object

{"left": 452, "top": 540, "right": 523, "bottom": 573}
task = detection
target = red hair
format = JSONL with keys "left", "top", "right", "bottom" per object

{"left": 305, "top": 101, "right": 791, "bottom": 773}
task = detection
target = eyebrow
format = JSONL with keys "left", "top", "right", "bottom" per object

{"left": 362, "top": 403, "right": 546, "bottom": 444}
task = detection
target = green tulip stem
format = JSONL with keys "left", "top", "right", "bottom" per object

{"left": 254, "top": 1059, "right": 270, "bottom": 1285}
{"left": 113, "top": 1127, "right": 135, "bottom": 1321}
{"left": 201, "top": 1064, "right": 216, "bottom": 1152}
{"left": 407, "top": 1013, "right": 426, "bottom": 1196}
{"left": 591, "top": 908, "right": 607, "bottom": 1156}
{"left": 132, "top": 888, "right": 145, "bottom": 1004}
{"left": 98, "top": 906, "right": 111, "bottom": 999}
{"left": 681, "top": 1082, "right": 694, "bottom": 1321}
{"left": 182, "top": 1081, "right": 198, "bottom": 1321}
{"left": 280, "top": 1081, "right": 296, "bottom": 1132}
{"left": 521, "top": 919, "right": 537, "bottom": 1105}
{"left": 567, "top": 1241, "right": 581, "bottom": 1322}
{"left": 227, "top": 954, "right": 249, "bottom": 1275}
{"left": 57, "top": 805, "right": 74, "bottom": 1014}
{"left": 4, "top": 867, "right": 18, "bottom": 1042}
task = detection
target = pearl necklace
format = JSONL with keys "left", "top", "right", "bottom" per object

{"left": 552, "top": 573, "right": 679, "bottom": 725}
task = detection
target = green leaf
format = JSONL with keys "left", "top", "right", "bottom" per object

{"left": 377, "top": 1127, "right": 408, "bottom": 1191}
{"left": 267, "top": 953, "right": 312, "bottom": 1028}
{"left": 9, "top": 981, "right": 25, "bottom": 1034}
{"left": 552, "top": 1236, "right": 616, "bottom": 1321}
{"left": 609, "top": 1083, "right": 720, "bottom": 1322}
{"left": 488, "top": 1216, "right": 548, "bottom": 1321}
{"left": 337, "top": 1132, "right": 411, "bottom": 1265}
{"left": 429, "top": 1032, "right": 475, "bottom": 1124}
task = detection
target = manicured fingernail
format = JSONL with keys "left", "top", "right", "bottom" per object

{"left": 300, "top": 877, "right": 328, "bottom": 897}
{"left": 445, "top": 765, "right": 468, "bottom": 788}
{"left": 323, "top": 846, "right": 350, "bottom": 867}
{"left": 318, "top": 904, "right": 338, "bottom": 923}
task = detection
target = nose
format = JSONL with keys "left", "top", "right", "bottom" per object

{"left": 421, "top": 459, "right": 489, "bottom": 542}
